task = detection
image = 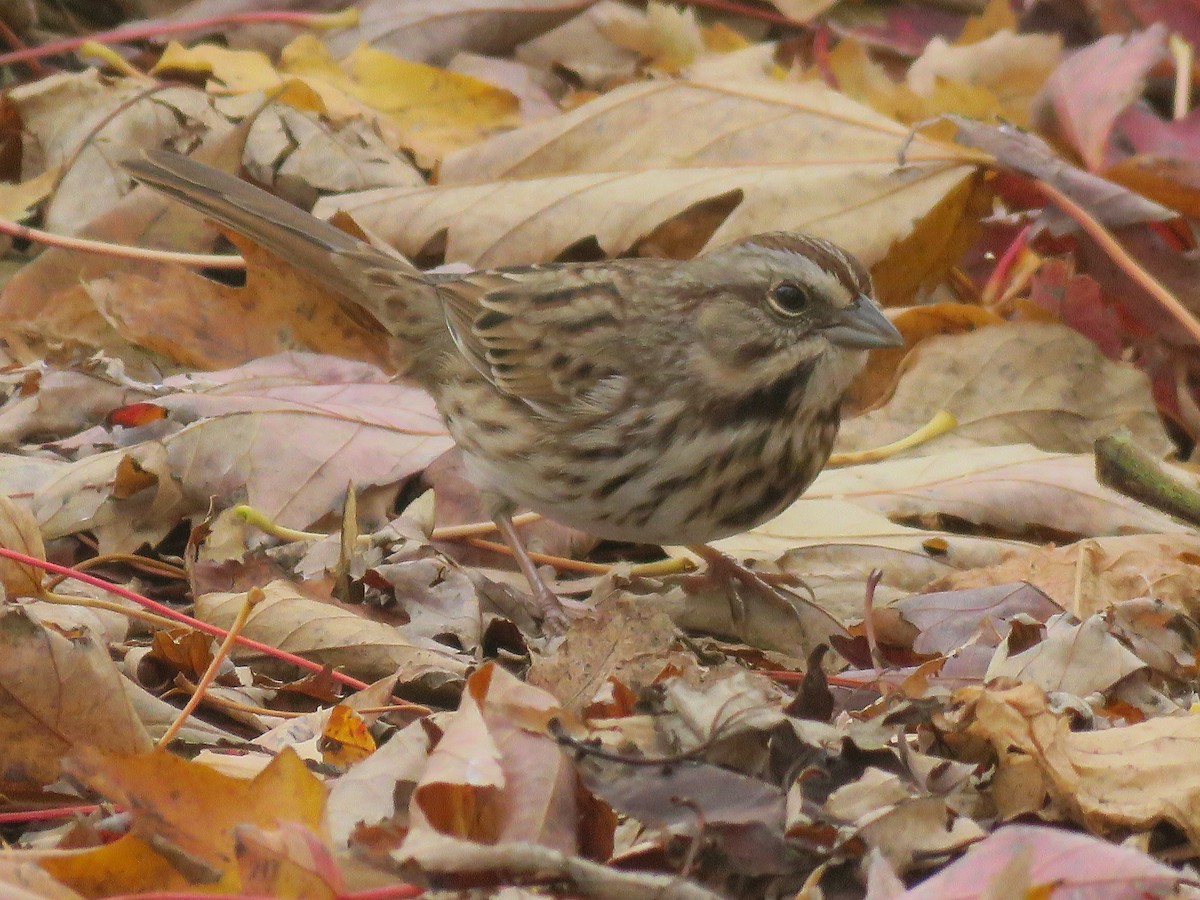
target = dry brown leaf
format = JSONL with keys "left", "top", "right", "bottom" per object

{"left": 809, "top": 444, "right": 1189, "bottom": 541}
{"left": 8, "top": 72, "right": 225, "bottom": 233}
{"left": 244, "top": 104, "right": 426, "bottom": 203}
{"left": 406, "top": 663, "right": 576, "bottom": 851}
{"left": 891, "top": 582, "right": 1063, "bottom": 656}
{"left": 31, "top": 354, "right": 452, "bottom": 553}
{"left": 0, "top": 606, "right": 153, "bottom": 786}
{"left": 527, "top": 596, "right": 679, "bottom": 713}
{"left": 584, "top": 759, "right": 791, "bottom": 875}
{"left": 0, "top": 112, "right": 244, "bottom": 372}
{"left": 196, "top": 580, "right": 470, "bottom": 683}
{"left": 771, "top": 543, "right": 975, "bottom": 626}
{"left": 84, "top": 236, "right": 394, "bottom": 371}
{"left": 846, "top": 302, "right": 1004, "bottom": 412}
{"left": 0, "top": 368, "right": 150, "bottom": 447}
{"left": 986, "top": 613, "right": 1146, "bottom": 696}
{"left": 817, "top": 767, "right": 983, "bottom": 872}
{"left": 32, "top": 442, "right": 181, "bottom": 554}
{"left": 322, "top": 79, "right": 985, "bottom": 302}
{"left": 838, "top": 322, "right": 1171, "bottom": 458}
{"left": 326, "top": 719, "right": 432, "bottom": 847}
{"left": 0, "top": 493, "right": 43, "bottom": 596}
{"left": 657, "top": 668, "right": 789, "bottom": 754}
{"left": 53, "top": 747, "right": 325, "bottom": 894}
{"left": 964, "top": 682, "right": 1200, "bottom": 847}
{"left": 925, "top": 535, "right": 1200, "bottom": 620}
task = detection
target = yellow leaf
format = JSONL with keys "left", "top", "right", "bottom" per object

{"left": 153, "top": 41, "right": 282, "bottom": 93}
{"left": 279, "top": 35, "right": 518, "bottom": 162}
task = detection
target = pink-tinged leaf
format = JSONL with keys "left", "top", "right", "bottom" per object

{"left": 1091, "top": 0, "right": 1200, "bottom": 54}
{"left": 154, "top": 354, "right": 452, "bottom": 529}
{"left": 894, "top": 582, "right": 1062, "bottom": 656}
{"left": 1113, "top": 104, "right": 1200, "bottom": 164}
{"left": 950, "top": 118, "right": 1174, "bottom": 231}
{"left": 323, "top": 0, "right": 590, "bottom": 64}
{"left": 1028, "top": 259, "right": 1124, "bottom": 359}
{"left": 1040, "top": 24, "right": 1168, "bottom": 171}
{"left": 1071, "top": 223, "right": 1200, "bottom": 346}
{"left": 828, "top": 2, "right": 967, "bottom": 57}
{"left": 897, "top": 824, "right": 1182, "bottom": 899}
{"left": 32, "top": 353, "right": 453, "bottom": 552}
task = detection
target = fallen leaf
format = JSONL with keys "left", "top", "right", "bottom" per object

{"left": 323, "top": 78, "right": 986, "bottom": 303}
{"left": 0, "top": 606, "right": 153, "bottom": 786}
{"left": 1038, "top": 24, "right": 1168, "bottom": 171}
{"left": 406, "top": 663, "right": 577, "bottom": 851}
{"left": 196, "top": 579, "right": 470, "bottom": 682}
{"left": 899, "top": 823, "right": 1183, "bottom": 899}
{"left": 837, "top": 322, "right": 1172, "bottom": 457}
{"left": 965, "top": 682, "right": 1200, "bottom": 847}
{"left": 53, "top": 747, "right": 325, "bottom": 893}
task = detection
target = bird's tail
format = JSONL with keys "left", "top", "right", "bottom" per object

{"left": 122, "top": 150, "right": 448, "bottom": 374}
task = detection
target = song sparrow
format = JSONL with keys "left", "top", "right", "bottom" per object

{"left": 123, "top": 151, "right": 903, "bottom": 626}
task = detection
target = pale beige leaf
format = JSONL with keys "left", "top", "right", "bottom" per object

{"left": 836, "top": 322, "right": 1171, "bottom": 458}
{"left": 407, "top": 664, "right": 573, "bottom": 850}
{"left": 327, "top": 720, "right": 432, "bottom": 847}
{"left": 0, "top": 367, "right": 151, "bottom": 448}
{"left": 906, "top": 30, "right": 1061, "bottom": 126}
{"left": 0, "top": 857, "right": 84, "bottom": 900}
{"left": 8, "top": 71, "right": 224, "bottom": 234}
{"left": 516, "top": 1, "right": 643, "bottom": 87}
{"left": 528, "top": 597, "right": 681, "bottom": 713}
{"left": 967, "top": 683, "right": 1200, "bottom": 847}
{"left": 986, "top": 613, "right": 1145, "bottom": 696}
{"left": 925, "top": 534, "right": 1200, "bottom": 620}
{"left": 819, "top": 768, "right": 984, "bottom": 873}
{"left": 319, "top": 79, "right": 982, "bottom": 274}
{"left": 245, "top": 104, "right": 425, "bottom": 204}
{"left": 709, "top": 496, "right": 1022, "bottom": 560}
{"left": 805, "top": 444, "right": 1188, "bottom": 540}
{"left": 34, "top": 443, "right": 182, "bottom": 555}
{"left": 196, "top": 580, "right": 470, "bottom": 683}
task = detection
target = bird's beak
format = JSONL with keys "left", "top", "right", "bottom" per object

{"left": 822, "top": 295, "right": 904, "bottom": 349}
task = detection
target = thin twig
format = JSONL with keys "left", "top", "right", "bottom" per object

{"left": 158, "top": 586, "right": 263, "bottom": 747}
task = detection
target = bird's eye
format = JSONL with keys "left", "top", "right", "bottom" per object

{"left": 768, "top": 282, "right": 812, "bottom": 317}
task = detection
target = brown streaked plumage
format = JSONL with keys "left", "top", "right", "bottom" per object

{"left": 122, "top": 150, "right": 903, "bottom": 628}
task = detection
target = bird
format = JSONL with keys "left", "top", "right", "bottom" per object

{"left": 123, "top": 150, "right": 903, "bottom": 628}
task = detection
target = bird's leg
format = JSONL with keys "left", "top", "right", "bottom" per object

{"left": 493, "top": 513, "right": 590, "bottom": 633}
{"left": 687, "top": 544, "right": 814, "bottom": 624}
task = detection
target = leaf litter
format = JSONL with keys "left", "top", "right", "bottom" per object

{"left": 0, "top": 1, "right": 1197, "bottom": 899}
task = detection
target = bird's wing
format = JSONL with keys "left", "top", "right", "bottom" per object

{"left": 438, "top": 264, "right": 638, "bottom": 418}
